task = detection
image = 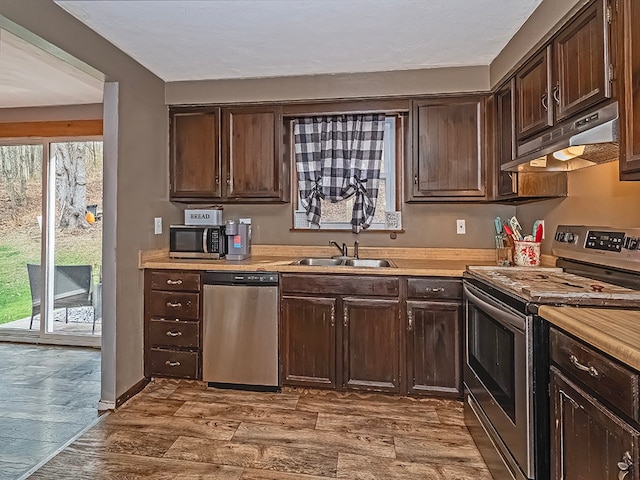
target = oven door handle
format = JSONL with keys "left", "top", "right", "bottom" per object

{"left": 463, "top": 284, "right": 526, "bottom": 332}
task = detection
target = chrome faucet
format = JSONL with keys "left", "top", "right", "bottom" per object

{"left": 353, "top": 240, "right": 359, "bottom": 259}
{"left": 329, "top": 241, "right": 347, "bottom": 257}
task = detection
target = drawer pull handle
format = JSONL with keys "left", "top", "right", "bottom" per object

{"left": 166, "top": 302, "right": 182, "bottom": 308}
{"left": 407, "top": 310, "right": 413, "bottom": 331}
{"left": 330, "top": 304, "right": 335, "bottom": 327}
{"left": 343, "top": 306, "right": 348, "bottom": 327}
{"left": 618, "top": 451, "right": 633, "bottom": 480}
{"left": 165, "top": 360, "right": 181, "bottom": 367}
{"left": 166, "top": 279, "right": 183, "bottom": 285}
{"left": 569, "top": 354, "right": 599, "bottom": 378}
{"left": 426, "top": 287, "right": 445, "bottom": 293}
{"left": 166, "top": 331, "right": 182, "bottom": 337}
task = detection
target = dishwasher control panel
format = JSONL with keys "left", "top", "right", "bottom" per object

{"left": 202, "top": 271, "right": 278, "bottom": 285}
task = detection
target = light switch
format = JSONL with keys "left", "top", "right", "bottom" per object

{"left": 154, "top": 217, "right": 162, "bottom": 235}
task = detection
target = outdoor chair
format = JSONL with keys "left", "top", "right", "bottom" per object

{"left": 27, "top": 264, "right": 100, "bottom": 334}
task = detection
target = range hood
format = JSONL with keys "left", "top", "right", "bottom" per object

{"left": 502, "top": 102, "right": 619, "bottom": 172}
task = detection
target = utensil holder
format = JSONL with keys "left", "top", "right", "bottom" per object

{"left": 514, "top": 241, "right": 541, "bottom": 266}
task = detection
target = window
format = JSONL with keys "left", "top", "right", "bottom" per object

{"left": 293, "top": 115, "right": 401, "bottom": 231}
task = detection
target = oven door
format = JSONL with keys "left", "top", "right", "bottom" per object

{"left": 463, "top": 282, "right": 533, "bottom": 479}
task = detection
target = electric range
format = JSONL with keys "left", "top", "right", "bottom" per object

{"left": 463, "top": 225, "right": 640, "bottom": 480}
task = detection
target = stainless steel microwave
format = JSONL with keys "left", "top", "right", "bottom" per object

{"left": 169, "top": 225, "right": 226, "bottom": 259}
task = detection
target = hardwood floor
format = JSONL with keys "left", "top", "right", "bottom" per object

{"left": 30, "top": 380, "right": 492, "bottom": 479}
{"left": 0, "top": 343, "right": 100, "bottom": 480}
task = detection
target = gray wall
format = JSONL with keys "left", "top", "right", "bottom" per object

{"left": 0, "top": 103, "right": 103, "bottom": 122}
{"left": 0, "top": 1, "right": 180, "bottom": 400}
{"left": 517, "top": 162, "right": 640, "bottom": 255}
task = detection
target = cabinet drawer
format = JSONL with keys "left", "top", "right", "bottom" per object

{"left": 281, "top": 274, "right": 399, "bottom": 297}
{"left": 148, "top": 318, "right": 200, "bottom": 348}
{"left": 147, "top": 349, "right": 199, "bottom": 379}
{"left": 148, "top": 291, "right": 200, "bottom": 319}
{"left": 150, "top": 271, "right": 200, "bottom": 292}
{"left": 550, "top": 328, "right": 639, "bottom": 420}
{"left": 407, "top": 278, "right": 462, "bottom": 300}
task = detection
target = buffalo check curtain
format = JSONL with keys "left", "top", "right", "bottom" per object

{"left": 293, "top": 114, "right": 386, "bottom": 232}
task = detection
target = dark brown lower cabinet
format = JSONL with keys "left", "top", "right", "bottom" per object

{"left": 280, "top": 295, "right": 337, "bottom": 388}
{"left": 279, "top": 274, "right": 401, "bottom": 393}
{"left": 550, "top": 367, "right": 640, "bottom": 480}
{"left": 342, "top": 297, "right": 400, "bottom": 393}
{"left": 406, "top": 300, "right": 461, "bottom": 397}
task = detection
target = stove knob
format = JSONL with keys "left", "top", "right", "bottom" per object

{"left": 630, "top": 238, "right": 639, "bottom": 250}
{"left": 565, "top": 233, "right": 575, "bottom": 243}
{"left": 555, "top": 232, "right": 565, "bottom": 242}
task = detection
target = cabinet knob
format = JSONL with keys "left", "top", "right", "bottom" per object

{"left": 569, "top": 354, "right": 599, "bottom": 378}
{"left": 165, "top": 360, "right": 181, "bottom": 367}
{"left": 618, "top": 451, "right": 633, "bottom": 480}
{"left": 166, "top": 279, "right": 183, "bottom": 286}
{"left": 166, "top": 331, "right": 182, "bottom": 337}
{"left": 425, "top": 287, "right": 445, "bottom": 293}
{"left": 552, "top": 83, "right": 560, "bottom": 105}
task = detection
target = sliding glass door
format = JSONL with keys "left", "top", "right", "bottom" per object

{"left": 0, "top": 139, "right": 102, "bottom": 345}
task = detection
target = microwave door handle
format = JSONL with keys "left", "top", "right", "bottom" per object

{"left": 202, "top": 228, "right": 209, "bottom": 254}
{"left": 463, "top": 284, "right": 526, "bottom": 332}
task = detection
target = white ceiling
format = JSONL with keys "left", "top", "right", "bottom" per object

{"left": 0, "top": 28, "right": 103, "bottom": 108}
{"left": 1, "top": 0, "right": 544, "bottom": 109}
{"left": 55, "top": 0, "right": 543, "bottom": 82}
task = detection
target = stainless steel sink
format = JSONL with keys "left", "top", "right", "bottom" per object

{"left": 291, "top": 257, "right": 395, "bottom": 268}
{"left": 343, "top": 258, "right": 395, "bottom": 268}
{"left": 292, "top": 257, "right": 344, "bottom": 266}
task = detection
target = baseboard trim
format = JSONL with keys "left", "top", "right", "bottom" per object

{"left": 115, "top": 377, "right": 149, "bottom": 408}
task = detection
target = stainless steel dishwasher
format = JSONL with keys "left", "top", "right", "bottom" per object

{"left": 202, "top": 271, "right": 279, "bottom": 390}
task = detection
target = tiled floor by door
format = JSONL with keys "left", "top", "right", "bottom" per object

{"left": 0, "top": 343, "right": 100, "bottom": 480}
{"left": 30, "top": 379, "right": 492, "bottom": 479}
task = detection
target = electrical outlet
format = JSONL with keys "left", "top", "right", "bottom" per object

{"left": 456, "top": 219, "right": 466, "bottom": 235}
{"left": 154, "top": 217, "right": 162, "bottom": 235}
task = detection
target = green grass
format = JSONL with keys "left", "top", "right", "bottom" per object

{"left": 0, "top": 229, "right": 102, "bottom": 325}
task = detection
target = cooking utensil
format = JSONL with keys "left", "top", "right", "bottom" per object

{"left": 509, "top": 216, "right": 523, "bottom": 241}
{"left": 535, "top": 223, "right": 543, "bottom": 242}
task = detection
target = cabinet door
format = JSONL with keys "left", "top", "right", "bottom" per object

{"left": 170, "top": 110, "right": 222, "bottom": 200}
{"left": 406, "top": 300, "right": 461, "bottom": 397}
{"left": 411, "top": 97, "right": 485, "bottom": 199}
{"left": 554, "top": 0, "right": 611, "bottom": 122}
{"left": 495, "top": 79, "right": 518, "bottom": 198}
{"left": 280, "top": 295, "right": 337, "bottom": 388}
{"left": 619, "top": 0, "right": 640, "bottom": 177}
{"left": 342, "top": 297, "right": 400, "bottom": 393}
{"left": 516, "top": 46, "right": 553, "bottom": 139}
{"left": 223, "top": 107, "right": 283, "bottom": 200}
{"left": 551, "top": 368, "right": 640, "bottom": 480}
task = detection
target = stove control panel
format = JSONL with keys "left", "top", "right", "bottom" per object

{"left": 585, "top": 230, "right": 625, "bottom": 252}
{"left": 552, "top": 225, "right": 640, "bottom": 272}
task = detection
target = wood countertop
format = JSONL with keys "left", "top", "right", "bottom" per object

{"left": 539, "top": 305, "right": 640, "bottom": 372}
{"left": 139, "top": 246, "right": 499, "bottom": 277}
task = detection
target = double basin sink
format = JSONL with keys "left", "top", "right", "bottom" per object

{"left": 291, "top": 257, "right": 396, "bottom": 268}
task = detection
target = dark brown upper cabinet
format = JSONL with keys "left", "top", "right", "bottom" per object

{"left": 554, "top": 0, "right": 611, "bottom": 122}
{"left": 516, "top": 46, "right": 554, "bottom": 140}
{"left": 409, "top": 96, "right": 486, "bottom": 201}
{"left": 618, "top": 0, "right": 640, "bottom": 179}
{"left": 492, "top": 79, "right": 568, "bottom": 201}
{"left": 223, "top": 106, "right": 284, "bottom": 200}
{"left": 170, "top": 109, "right": 222, "bottom": 200}
{"left": 495, "top": 79, "right": 518, "bottom": 199}
{"left": 170, "top": 105, "right": 286, "bottom": 203}
{"left": 515, "top": 0, "right": 613, "bottom": 142}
